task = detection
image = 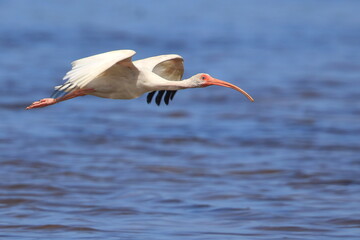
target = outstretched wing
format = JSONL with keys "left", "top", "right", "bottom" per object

{"left": 51, "top": 50, "right": 137, "bottom": 98}
{"left": 134, "top": 55, "right": 184, "bottom": 105}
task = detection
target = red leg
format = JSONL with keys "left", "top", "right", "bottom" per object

{"left": 55, "top": 88, "right": 95, "bottom": 102}
{"left": 26, "top": 88, "right": 95, "bottom": 110}
{"left": 25, "top": 98, "right": 57, "bottom": 109}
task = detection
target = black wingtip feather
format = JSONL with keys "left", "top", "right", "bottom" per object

{"left": 155, "top": 90, "right": 165, "bottom": 106}
{"left": 170, "top": 90, "right": 177, "bottom": 100}
{"left": 146, "top": 90, "right": 178, "bottom": 105}
{"left": 164, "top": 91, "right": 171, "bottom": 105}
{"left": 147, "top": 91, "right": 156, "bottom": 104}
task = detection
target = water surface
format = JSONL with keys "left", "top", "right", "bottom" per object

{"left": 0, "top": 1, "right": 359, "bottom": 239}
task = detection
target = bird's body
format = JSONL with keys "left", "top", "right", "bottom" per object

{"left": 26, "top": 50, "right": 253, "bottom": 109}
{"left": 72, "top": 51, "right": 183, "bottom": 100}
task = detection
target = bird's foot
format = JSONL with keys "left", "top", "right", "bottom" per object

{"left": 26, "top": 98, "right": 57, "bottom": 110}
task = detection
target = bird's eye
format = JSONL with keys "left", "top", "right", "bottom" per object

{"left": 201, "top": 76, "right": 206, "bottom": 80}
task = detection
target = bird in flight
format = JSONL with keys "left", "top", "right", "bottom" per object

{"left": 26, "top": 50, "right": 254, "bottom": 109}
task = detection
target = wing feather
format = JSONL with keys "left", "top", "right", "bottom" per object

{"left": 134, "top": 54, "right": 184, "bottom": 80}
{"left": 64, "top": 49, "right": 136, "bottom": 88}
{"left": 135, "top": 54, "right": 184, "bottom": 105}
{"left": 52, "top": 50, "right": 137, "bottom": 97}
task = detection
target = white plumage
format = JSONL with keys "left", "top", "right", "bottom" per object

{"left": 64, "top": 50, "right": 136, "bottom": 88}
{"left": 56, "top": 50, "right": 183, "bottom": 100}
{"left": 26, "top": 49, "right": 253, "bottom": 110}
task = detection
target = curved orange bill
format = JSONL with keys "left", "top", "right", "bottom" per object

{"left": 207, "top": 78, "right": 254, "bottom": 102}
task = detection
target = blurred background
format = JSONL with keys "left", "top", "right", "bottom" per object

{"left": 0, "top": 1, "right": 359, "bottom": 239}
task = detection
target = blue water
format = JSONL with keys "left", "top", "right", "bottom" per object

{"left": 1, "top": 1, "right": 360, "bottom": 239}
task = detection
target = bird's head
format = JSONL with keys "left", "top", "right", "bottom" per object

{"left": 191, "top": 73, "right": 254, "bottom": 102}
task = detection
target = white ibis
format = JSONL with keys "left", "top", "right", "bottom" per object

{"left": 26, "top": 50, "right": 254, "bottom": 109}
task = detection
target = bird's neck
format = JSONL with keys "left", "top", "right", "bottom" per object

{"left": 141, "top": 72, "right": 194, "bottom": 91}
